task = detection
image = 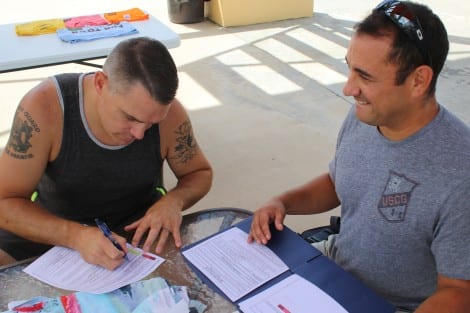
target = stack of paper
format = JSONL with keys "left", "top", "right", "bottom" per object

{"left": 183, "top": 227, "right": 348, "bottom": 312}
{"left": 23, "top": 245, "right": 164, "bottom": 294}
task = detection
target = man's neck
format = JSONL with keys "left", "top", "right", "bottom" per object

{"left": 82, "top": 74, "right": 104, "bottom": 141}
{"left": 379, "top": 99, "right": 439, "bottom": 141}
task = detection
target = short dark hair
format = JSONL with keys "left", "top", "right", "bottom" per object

{"left": 356, "top": 1, "right": 448, "bottom": 95}
{"left": 103, "top": 37, "right": 178, "bottom": 105}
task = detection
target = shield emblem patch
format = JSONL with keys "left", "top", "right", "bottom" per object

{"left": 378, "top": 171, "right": 418, "bottom": 222}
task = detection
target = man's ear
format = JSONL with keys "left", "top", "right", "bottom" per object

{"left": 410, "top": 65, "right": 433, "bottom": 97}
{"left": 94, "top": 71, "right": 108, "bottom": 94}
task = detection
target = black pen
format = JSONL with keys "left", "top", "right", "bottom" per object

{"left": 94, "top": 218, "right": 128, "bottom": 260}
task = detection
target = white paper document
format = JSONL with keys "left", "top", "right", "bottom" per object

{"left": 239, "top": 274, "right": 348, "bottom": 313}
{"left": 24, "top": 244, "right": 165, "bottom": 294}
{"left": 182, "top": 227, "right": 289, "bottom": 302}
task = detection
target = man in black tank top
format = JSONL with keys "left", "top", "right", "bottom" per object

{"left": 0, "top": 37, "right": 213, "bottom": 270}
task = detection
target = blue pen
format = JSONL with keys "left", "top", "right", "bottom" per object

{"left": 94, "top": 218, "right": 127, "bottom": 260}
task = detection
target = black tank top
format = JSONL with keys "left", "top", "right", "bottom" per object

{"left": 37, "top": 73, "right": 163, "bottom": 230}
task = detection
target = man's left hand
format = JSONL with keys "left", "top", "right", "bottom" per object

{"left": 124, "top": 195, "right": 182, "bottom": 254}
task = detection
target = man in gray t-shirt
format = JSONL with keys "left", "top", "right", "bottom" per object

{"left": 329, "top": 105, "right": 469, "bottom": 310}
{"left": 247, "top": 1, "right": 470, "bottom": 312}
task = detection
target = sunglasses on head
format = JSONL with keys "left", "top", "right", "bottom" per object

{"left": 375, "top": 0, "right": 432, "bottom": 66}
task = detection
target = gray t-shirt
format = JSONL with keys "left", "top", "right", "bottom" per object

{"left": 329, "top": 105, "right": 470, "bottom": 310}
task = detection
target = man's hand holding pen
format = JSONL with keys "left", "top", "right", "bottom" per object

{"left": 72, "top": 221, "right": 129, "bottom": 271}
{"left": 95, "top": 218, "right": 128, "bottom": 259}
{"left": 73, "top": 186, "right": 183, "bottom": 269}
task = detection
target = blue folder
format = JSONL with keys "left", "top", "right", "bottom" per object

{"left": 182, "top": 216, "right": 395, "bottom": 313}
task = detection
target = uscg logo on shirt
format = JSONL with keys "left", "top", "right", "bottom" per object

{"left": 378, "top": 171, "right": 418, "bottom": 222}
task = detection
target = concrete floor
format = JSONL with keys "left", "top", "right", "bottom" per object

{"left": 1, "top": 0, "right": 469, "bottom": 233}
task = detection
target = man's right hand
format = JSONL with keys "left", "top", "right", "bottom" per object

{"left": 74, "top": 225, "right": 128, "bottom": 271}
{"left": 247, "top": 198, "right": 287, "bottom": 245}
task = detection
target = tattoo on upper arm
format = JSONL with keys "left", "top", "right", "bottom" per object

{"left": 5, "top": 106, "right": 40, "bottom": 160}
{"left": 171, "top": 120, "right": 198, "bottom": 164}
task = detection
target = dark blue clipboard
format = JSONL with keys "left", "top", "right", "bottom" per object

{"left": 182, "top": 216, "right": 395, "bottom": 313}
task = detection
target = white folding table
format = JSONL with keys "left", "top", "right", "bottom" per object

{"left": 0, "top": 15, "right": 180, "bottom": 73}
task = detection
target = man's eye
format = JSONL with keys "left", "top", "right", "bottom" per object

{"left": 125, "top": 114, "right": 136, "bottom": 121}
{"left": 359, "top": 74, "right": 372, "bottom": 81}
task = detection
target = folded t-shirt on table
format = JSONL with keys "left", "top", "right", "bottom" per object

{"left": 64, "top": 14, "right": 109, "bottom": 28}
{"left": 15, "top": 19, "right": 65, "bottom": 35}
{"left": 57, "top": 22, "right": 138, "bottom": 43}
{"left": 104, "top": 7, "right": 149, "bottom": 23}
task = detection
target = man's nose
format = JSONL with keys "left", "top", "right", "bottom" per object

{"left": 130, "top": 124, "right": 147, "bottom": 140}
{"left": 343, "top": 75, "right": 360, "bottom": 97}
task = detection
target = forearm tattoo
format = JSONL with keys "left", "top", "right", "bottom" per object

{"left": 171, "top": 120, "right": 197, "bottom": 164}
{"left": 5, "top": 105, "right": 40, "bottom": 160}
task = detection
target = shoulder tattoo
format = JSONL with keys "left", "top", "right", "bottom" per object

{"left": 5, "top": 105, "right": 40, "bottom": 160}
{"left": 171, "top": 120, "right": 198, "bottom": 164}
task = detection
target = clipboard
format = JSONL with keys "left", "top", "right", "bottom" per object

{"left": 182, "top": 216, "right": 395, "bottom": 313}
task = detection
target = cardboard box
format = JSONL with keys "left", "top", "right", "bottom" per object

{"left": 208, "top": 0, "right": 313, "bottom": 27}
